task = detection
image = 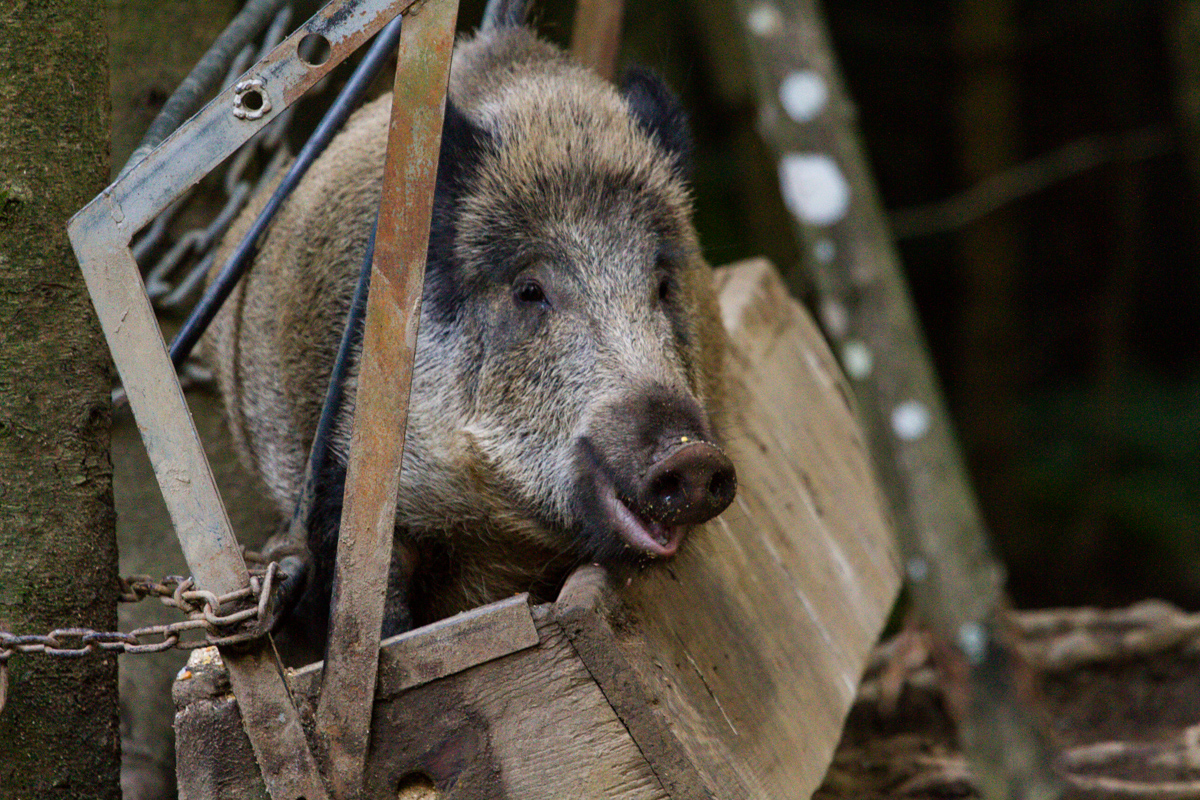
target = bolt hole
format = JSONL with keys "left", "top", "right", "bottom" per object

{"left": 240, "top": 89, "right": 264, "bottom": 111}
{"left": 298, "top": 32, "right": 331, "bottom": 67}
{"left": 397, "top": 772, "right": 439, "bottom": 798}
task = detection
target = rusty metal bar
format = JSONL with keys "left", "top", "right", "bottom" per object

{"left": 313, "top": 0, "right": 460, "bottom": 795}
{"left": 65, "top": 1, "right": 429, "bottom": 796}
{"left": 570, "top": 0, "right": 625, "bottom": 81}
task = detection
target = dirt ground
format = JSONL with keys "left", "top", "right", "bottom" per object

{"left": 816, "top": 606, "right": 1200, "bottom": 799}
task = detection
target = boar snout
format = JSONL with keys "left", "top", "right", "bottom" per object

{"left": 638, "top": 441, "right": 736, "bottom": 527}
{"left": 576, "top": 384, "right": 737, "bottom": 560}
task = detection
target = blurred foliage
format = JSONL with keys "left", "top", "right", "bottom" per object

{"left": 824, "top": 0, "right": 1200, "bottom": 609}
{"left": 1017, "top": 376, "right": 1200, "bottom": 606}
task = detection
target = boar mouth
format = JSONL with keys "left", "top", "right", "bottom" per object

{"left": 596, "top": 471, "right": 687, "bottom": 557}
{"left": 576, "top": 437, "right": 688, "bottom": 559}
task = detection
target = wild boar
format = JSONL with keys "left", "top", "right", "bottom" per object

{"left": 206, "top": 26, "right": 736, "bottom": 647}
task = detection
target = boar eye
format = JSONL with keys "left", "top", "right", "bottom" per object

{"left": 513, "top": 278, "right": 548, "bottom": 307}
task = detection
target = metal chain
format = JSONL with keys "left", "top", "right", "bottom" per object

{"left": 0, "top": 562, "right": 280, "bottom": 716}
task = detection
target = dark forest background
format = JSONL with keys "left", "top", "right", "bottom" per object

{"left": 575, "top": 0, "right": 1200, "bottom": 612}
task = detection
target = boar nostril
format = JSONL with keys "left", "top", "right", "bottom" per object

{"left": 638, "top": 442, "right": 737, "bottom": 525}
{"left": 708, "top": 468, "right": 735, "bottom": 504}
{"left": 650, "top": 473, "right": 683, "bottom": 507}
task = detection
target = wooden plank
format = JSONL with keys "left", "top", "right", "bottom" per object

{"left": 357, "top": 608, "right": 669, "bottom": 799}
{"left": 290, "top": 594, "right": 540, "bottom": 696}
{"left": 315, "top": 1, "right": 459, "bottom": 794}
{"left": 555, "top": 567, "right": 717, "bottom": 799}
{"left": 179, "top": 607, "right": 670, "bottom": 799}
{"left": 606, "top": 258, "right": 901, "bottom": 798}
{"left": 88, "top": 0, "right": 416, "bottom": 235}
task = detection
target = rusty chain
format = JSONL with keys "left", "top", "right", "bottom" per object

{"left": 0, "top": 561, "right": 281, "bottom": 716}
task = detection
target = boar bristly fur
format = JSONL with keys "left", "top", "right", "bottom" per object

{"left": 206, "top": 28, "right": 735, "bottom": 646}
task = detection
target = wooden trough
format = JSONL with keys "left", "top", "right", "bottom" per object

{"left": 174, "top": 259, "right": 901, "bottom": 799}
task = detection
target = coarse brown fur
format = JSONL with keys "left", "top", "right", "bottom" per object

{"left": 205, "top": 27, "right": 731, "bottom": 642}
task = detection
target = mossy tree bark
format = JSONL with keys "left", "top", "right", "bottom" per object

{"left": 0, "top": 2, "right": 119, "bottom": 798}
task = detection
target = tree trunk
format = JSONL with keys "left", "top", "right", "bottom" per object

{"left": 951, "top": 0, "right": 1026, "bottom": 565}
{"left": 729, "top": 1, "right": 1060, "bottom": 796}
{"left": 0, "top": 3, "right": 119, "bottom": 799}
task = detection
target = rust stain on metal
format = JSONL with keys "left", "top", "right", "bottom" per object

{"left": 315, "top": 0, "right": 460, "bottom": 797}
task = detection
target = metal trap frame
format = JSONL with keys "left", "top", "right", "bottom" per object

{"left": 69, "top": 0, "right": 459, "bottom": 796}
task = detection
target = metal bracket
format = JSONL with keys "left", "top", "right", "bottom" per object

{"left": 66, "top": 1, "right": 427, "bottom": 797}
{"left": 314, "top": 0, "right": 460, "bottom": 795}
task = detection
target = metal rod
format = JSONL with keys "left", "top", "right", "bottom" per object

{"left": 168, "top": 12, "right": 406, "bottom": 369}
{"left": 315, "top": 0, "right": 460, "bottom": 794}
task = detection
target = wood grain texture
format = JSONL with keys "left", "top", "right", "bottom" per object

{"left": 602, "top": 258, "right": 901, "bottom": 798}
{"left": 179, "top": 607, "right": 670, "bottom": 800}
{"left": 356, "top": 607, "right": 669, "bottom": 799}
{"left": 291, "top": 594, "right": 540, "bottom": 697}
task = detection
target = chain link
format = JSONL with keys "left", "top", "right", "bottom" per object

{"left": 0, "top": 562, "right": 280, "bottom": 715}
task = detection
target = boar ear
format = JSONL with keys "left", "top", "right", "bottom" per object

{"left": 620, "top": 66, "right": 693, "bottom": 177}
{"left": 437, "top": 98, "right": 495, "bottom": 191}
